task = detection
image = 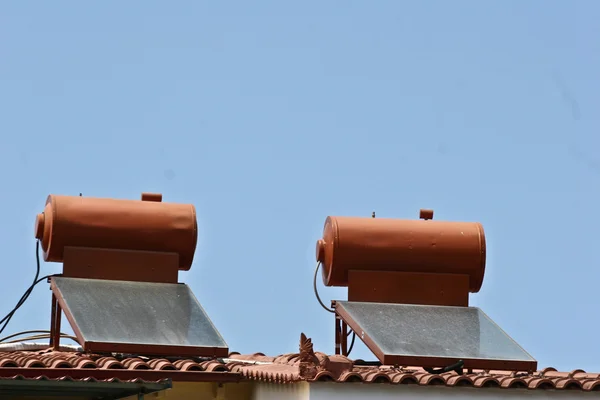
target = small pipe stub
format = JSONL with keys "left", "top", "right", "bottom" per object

{"left": 419, "top": 209, "right": 434, "bottom": 220}
{"left": 141, "top": 193, "right": 163, "bottom": 202}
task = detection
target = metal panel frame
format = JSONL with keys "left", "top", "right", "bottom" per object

{"left": 333, "top": 301, "right": 538, "bottom": 372}
{"left": 50, "top": 277, "right": 229, "bottom": 358}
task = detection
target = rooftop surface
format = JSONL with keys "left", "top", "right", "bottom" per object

{"left": 0, "top": 337, "right": 598, "bottom": 392}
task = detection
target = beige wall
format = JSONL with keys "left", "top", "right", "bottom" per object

{"left": 15, "top": 380, "right": 595, "bottom": 399}
{"left": 121, "top": 381, "right": 253, "bottom": 400}
{"left": 253, "top": 382, "right": 310, "bottom": 400}
{"left": 309, "top": 383, "right": 596, "bottom": 400}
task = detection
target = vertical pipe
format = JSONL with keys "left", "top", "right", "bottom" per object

{"left": 335, "top": 316, "right": 341, "bottom": 355}
{"left": 49, "top": 294, "right": 57, "bottom": 347}
{"left": 341, "top": 321, "right": 348, "bottom": 356}
{"left": 53, "top": 302, "right": 62, "bottom": 351}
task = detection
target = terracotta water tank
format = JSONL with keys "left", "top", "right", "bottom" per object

{"left": 34, "top": 193, "right": 197, "bottom": 270}
{"left": 316, "top": 213, "right": 486, "bottom": 292}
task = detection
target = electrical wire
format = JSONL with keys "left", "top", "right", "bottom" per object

{"left": 0, "top": 330, "right": 77, "bottom": 344}
{"left": 0, "top": 342, "right": 82, "bottom": 352}
{"left": 313, "top": 261, "right": 357, "bottom": 355}
{"left": 0, "top": 241, "right": 56, "bottom": 335}
{"left": 1, "top": 330, "right": 55, "bottom": 343}
{"left": 347, "top": 331, "right": 356, "bottom": 356}
{"left": 313, "top": 261, "right": 334, "bottom": 313}
{"left": 0, "top": 274, "right": 53, "bottom": 333}
{"left": 3, "top": 334, "right": 80, "bottom": 345}
{"left": 424, "top": 360, "right": 464, "bottom": 375}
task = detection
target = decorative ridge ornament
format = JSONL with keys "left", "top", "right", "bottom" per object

{"left": 298, "top": 333, "right": 326, "bottom": 379}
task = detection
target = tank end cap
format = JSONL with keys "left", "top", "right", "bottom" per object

{"left": 316, "top": 239, "right": 326, "bottom": 263}
{"left": 35, "top": 213, "right": 45, "bottom": 240}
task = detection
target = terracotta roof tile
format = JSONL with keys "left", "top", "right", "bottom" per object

{"left": 0, "top": 348, "right": 599, "bottom": 391}
{"left": 0, "top": 374, "right": 168, "bottom": 385}
{"left": 0, "top": 350, "right": 240, "bottom": 383}
{"left": 227, "top": 351, "right": 600, "bottom": 391}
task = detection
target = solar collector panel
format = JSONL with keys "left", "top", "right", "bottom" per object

{"left": 51, "top": 277, "right": 228, "bottom": 357}
{"left": 335, "top": 301, "right": 537, "bottom": 371}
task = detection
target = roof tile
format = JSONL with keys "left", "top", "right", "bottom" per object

{"left": 0, "top": 346, "right": 598, "bottom": 391}
{"left": 0, "top": 374, "right": 167, "bottom": 385}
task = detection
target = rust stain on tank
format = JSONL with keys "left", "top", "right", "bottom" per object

{"left": 35, "top": 193, "right": 197, "bottom": 270}
{"left": 316, "top": 211, "right": 486, "bottom": 293}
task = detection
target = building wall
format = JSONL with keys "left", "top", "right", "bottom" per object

{"left": 253, "top": 382, "right": 310, "bottom": 400}
{"left": 117, "top": 381, "right": 596, "bottom": 399}
{"left": 120, "top": 381, "right": 310, "bottom": 400}
{"left": 309, "top": 383, "right": 596, "bottom": 400}
{"left": 120, "top": 381, "right": 253, "bottom": 400}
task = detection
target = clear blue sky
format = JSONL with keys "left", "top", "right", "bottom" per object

{"left": 0, "top": 1, "right": 598, "bottom": 372}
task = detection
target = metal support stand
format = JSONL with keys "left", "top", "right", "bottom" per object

{"left": 49, "top": 294, "right": 56, "bottom": 347}
{"left": 341, "top": 320, "right": 348, "bottom": 356}
{"left": 49, "top": 292, "right": 62, "bottom": 350}
{"left": 335, "top": 314, "right": 341, "bottom": 355}
{"left": 332, "top": 301, "right": 348, "bottom": 356}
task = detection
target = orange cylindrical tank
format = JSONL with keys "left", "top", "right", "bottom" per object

{"left": 34, "top": 193, "right": 197, "bottom": 270}
{"left": 316, "top": 214, "right": 486, "bottom": 292}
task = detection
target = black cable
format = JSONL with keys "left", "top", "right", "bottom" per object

{"left": 313, "top": 262, "right": 334, "bottom": 313}
{"left": 424, "top": 360, "right": 464, "bottom": 375}
{"left": 0, "top": 241, "right": 40, "bottom": 325}
{"left": 0, "top": 274, "right": 54, "bottom": 333}
{"left": 0, "top": 241, "right": 54, "bottom": 335}
{"left": 0, "top": 241, "right": 40, "bottom": 330}
{"left": 353, "top": 360, "right": 382, "bottom": 366}
{"left": 347, "top": 332, "right": 356, "bottom": 356}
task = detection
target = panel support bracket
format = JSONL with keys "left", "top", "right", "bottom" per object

{"left": 348, "top": 270, "right": 470, "bottom": 307}
{"left": 62, "top": 246, "right": 180, "bottom": 283}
